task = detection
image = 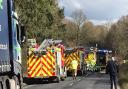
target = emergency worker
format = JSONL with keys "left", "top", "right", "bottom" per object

{"left": 106, "top": 53, "right": 118, "bottom": 89}
{"left": 71, "top": 59, "right": 78, "bottom": 80}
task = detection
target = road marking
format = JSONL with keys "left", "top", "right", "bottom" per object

{"left": 24, "top": 85, "right": 36, "bottom": 89}
{"left": 70, "top": 83, "right": 74, "bottom": 86}
{"left": 86, "top": 73, "right": 89, "bottom": 76}
{"left": 69, "top": 78, "right": 81, "bottom": 86}
{"left": 77, "top": 79, "right": 81, "bottom": 81}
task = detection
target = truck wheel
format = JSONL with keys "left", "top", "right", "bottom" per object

{"left": 50, "top": 76, "right": 60, "bottom": 83}
{"left": 2, "top": 77, "right": 15, "bottom": 89}
{"left": 9, "top": 79, "right": 16, "bottom": 89}
{"left": 0, "top": 82, "right": 3, "bottom": 89}
{"left": 55, "top": 77, "right": 60, "bottom": 83}
{"left": 2, "top": 79, "right": 11, "bottom": 89}
{"left": 60, "top": 77, "right": 65, "bottom": 81}
{"left": 13, "top": 76, "right": 20, "bottom": 89}
{"left": 3, "top": 79, "right": 15, "bottom": 89}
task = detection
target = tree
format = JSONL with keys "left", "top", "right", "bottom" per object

{"left": 14, "top": 0, "right": 65, "bottom": 43}
{"left": 79, "top": 20, "right": 108, "bottom": 47}
{"left": 79, "top": 21, "right": 94, "bottom": 46}
{"left": 71, "top": 9, "right": 86, "bottom": 46}
{"left": 63, "top": 19, "right": 77, "bottom": 47}
{"left": 14, "top": 0, "right": 65, "bottom": 73}
{"left": 105, "top": 15, "right": 128, "bottom": 60}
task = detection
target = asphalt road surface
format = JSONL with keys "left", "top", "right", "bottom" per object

{"left": 23, "top": 72, "right": 120, "bottom": 89}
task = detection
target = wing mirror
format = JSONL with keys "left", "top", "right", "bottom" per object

{"left": 20, "top": 25, "right": 26, "bottom": 43}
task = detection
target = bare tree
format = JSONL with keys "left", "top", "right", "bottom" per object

{"left": 105, "top": 15, "right": 128, "bottom": 60}
{"left": 71, "top": 9, "right": 86, "bottom": 46}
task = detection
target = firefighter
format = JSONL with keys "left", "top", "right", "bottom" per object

{"left": 71, "top": 59, "right": 78, "bottom": 80}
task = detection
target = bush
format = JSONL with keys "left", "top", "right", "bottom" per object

{"left": 119, "top": 63, "right": 128, "bottom": 89}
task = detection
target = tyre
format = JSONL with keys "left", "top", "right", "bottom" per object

{"left": 13, "top": 76, "right": 21, "bottom": 89}
{"left": 9, "top": 79, "right": 16, "bottom": 89}
{"left": 49, "top": 76, "right": 60, "bottom": 83}
{"left": 60, "top": 77, "right": 65, "bottom": 81}
{"left": 0, "top": 82, "right": 3, "bottom": 89}
{"left": 2, "top": 78, "right": 11, "bottom": 89}
{"left": 1, "top": 76, "right": 19, "bottom": 89}
{"left": 55, "top": 77, "right": 60, "bottom": 83}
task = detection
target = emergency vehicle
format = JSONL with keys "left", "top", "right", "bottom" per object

{"left": 84, "top": 52, "right": 96, "bottom": 71}
{"left": 27, "top": 39, "right": 66, "bottom": 82}
{"left": 84, "top": 48, "right": 112, "bottom": 72}
{"left": 96, "top": 49, "right": 112, "bottom": 70}
{"left": 65, "top": 47, "right": 87, "bottom": 76}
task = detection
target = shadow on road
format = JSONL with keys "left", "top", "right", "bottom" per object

{"left": 95, "top": 79, "right": 110, "bottom": 84}
{"left": 23, "top": 77, "right": 55, "bottom": 85}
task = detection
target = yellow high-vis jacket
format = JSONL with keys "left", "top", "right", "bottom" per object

{"left": 71, "top": 60, "right": 78, "bottom": 70}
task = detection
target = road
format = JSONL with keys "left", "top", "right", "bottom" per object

{"left": 23, "top": 72, "right": 119, "bottom": 89}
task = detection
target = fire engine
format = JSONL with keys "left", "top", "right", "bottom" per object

{"left": 27, "top": 39, "right": 66, "bottom": 82}
{"left": 65, "top": 47, "right": 87, "bottom": 76}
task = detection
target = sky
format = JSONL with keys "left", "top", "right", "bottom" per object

{"left": 59, "top": 0, "right": 128, "bottom": 25}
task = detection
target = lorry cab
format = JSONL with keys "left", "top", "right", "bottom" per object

{"left": 11, "top": 11, "right": 25, "bottom": 75}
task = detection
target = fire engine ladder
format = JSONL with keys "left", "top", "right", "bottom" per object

{"left": 36, "top": 39, "right": 53, "bottom": 52}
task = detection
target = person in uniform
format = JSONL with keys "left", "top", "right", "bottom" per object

{"left": 71, "top": 59, "right": 78, "bottom": 80}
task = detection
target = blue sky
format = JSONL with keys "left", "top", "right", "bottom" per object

{"left": 59, "top": 0, "right": 128, "bottom": 25}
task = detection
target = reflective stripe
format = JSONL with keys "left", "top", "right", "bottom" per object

{"left": 27, "top": 51, "right": 56, "bottom": 78}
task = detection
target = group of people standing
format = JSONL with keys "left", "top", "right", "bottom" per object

{"left": 70, "top": 52, "right": 119, "bottom": 89}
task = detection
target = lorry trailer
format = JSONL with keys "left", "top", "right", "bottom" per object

{"left": 0, "top": 0, "right": 25, "bottom": 89}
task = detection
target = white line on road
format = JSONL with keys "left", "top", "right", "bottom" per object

{"left": 70, "top": 83, "right": 74, "bottom": 86}
{"left": 24, "top": 85, "right": 36, "bottom": 89}
{"left": 69, "top": 78, "right": 81, "bottom": 86}
{"left": 77, "top": 79, "right": 81, "bottom": 81}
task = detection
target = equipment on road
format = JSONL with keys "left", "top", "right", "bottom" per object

{"left": 0, "top": 0, "right": 25, "bottom": 88}
{"left": 27, "top": 39, "right": 66, "bottom": 82}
